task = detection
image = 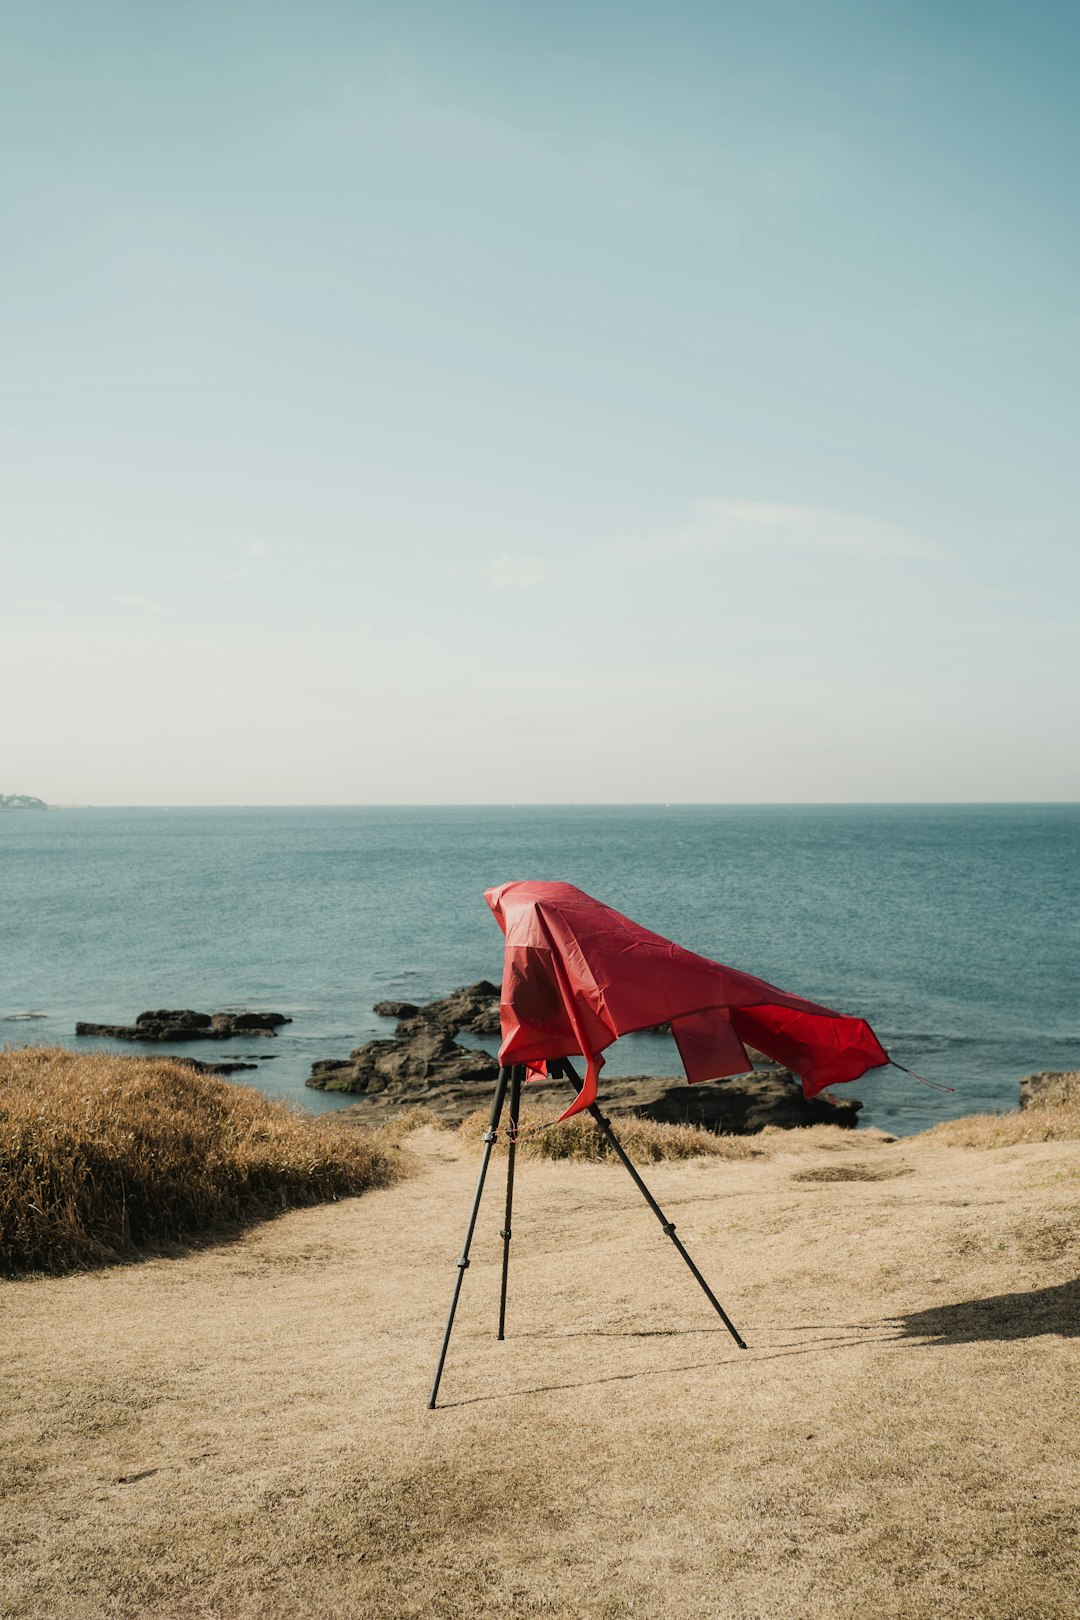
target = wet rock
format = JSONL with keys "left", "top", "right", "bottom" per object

{"left": 308, "top": 1026, "right": 498, "bottom": 1098}
{"left": 175, "top": 1057, "right": 259, "bottom": 1076}
{"left": 623, "top": 1070, "right": 861, "bottom": 1133}
{"left": 374, "top": 981, "right": 501, "bottom": 1037}
{"left": 323, "top": 1053, "right": 859, "bottom": 1133}
{"left": 211, "top": 1011, "right": 290, "bottom": 1033}
{"left": 136, "top": 1010, "right": 212, "bottom": 1031}
{"left": 329, "top": 980, "right": 860, "bottom": 1132}
{"left": 310, "top": 1059, "right": 354, "bottom": 1079}
{"left": 372, "top": 1000, "right": 420, "bottom": 1021}
{"left": 76, "top": 1009, "right": 292, "bottom": 1042}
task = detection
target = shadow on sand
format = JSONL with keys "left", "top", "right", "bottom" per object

{"left": 894, "top": 1277, "right": 1080, "bottom": 1344}
{"left": 433, "top": 1283, "right": 1080, "bottom": 1405}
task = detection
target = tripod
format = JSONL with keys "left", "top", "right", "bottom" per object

{"left": 428, "top": 1057, "right": 746, "bottom": 1408}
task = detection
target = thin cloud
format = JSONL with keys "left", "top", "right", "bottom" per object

{"left": 482, "top": 554, "right": 547, "bottom": 590}
{"left": 611, "top": 500, "right": 938, "bottom": 561}
{"left": 112, "top": 593, "right": 162, "bottom": 611}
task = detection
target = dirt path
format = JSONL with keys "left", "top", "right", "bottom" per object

{"left": 2, "top": 1126, "right": 1078, "bottom": 1619}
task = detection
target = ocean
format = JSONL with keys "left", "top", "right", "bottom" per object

{"left": 2, "top": 805, "right": 1077, "bottom": 1136}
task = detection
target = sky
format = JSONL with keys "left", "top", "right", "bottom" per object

{"left": 2, "top": 0, "right": 1078, "bottom": 804}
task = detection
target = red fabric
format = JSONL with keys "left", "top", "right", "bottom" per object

{"left": 485, "top": 881, "right": 889, "bottom": 1122}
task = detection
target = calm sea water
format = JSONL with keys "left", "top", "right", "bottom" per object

{"left": 2, "top": 805, "right": 1077, "bottom": 1135}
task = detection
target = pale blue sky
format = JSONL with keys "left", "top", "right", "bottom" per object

{"left": 3, "top": 1, "right": 1078, "bottom": 803}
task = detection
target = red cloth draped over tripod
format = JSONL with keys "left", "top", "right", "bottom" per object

{"left": 485, "top": 880, "right": 889, "bottom": 1122}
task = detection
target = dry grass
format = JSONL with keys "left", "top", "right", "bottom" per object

{"left": 915, "top": 1073, "right": 1080, "bottom": 1149}
{"left": 457, "top": 1104, "right": 757, "bottom": 1162}
{"left": 0, "top": 1048, "right": 403, "bottom": 1275}
{"left": 1, "top": 1114, "right": 1078, "bottom": 1619}
{"left": 376, "top": 1104, "right": 455, "bottom": 1139}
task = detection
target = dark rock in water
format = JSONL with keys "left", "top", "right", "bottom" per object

{"left": 370, "top": 1027, "right": 498, "bottom": 1084}
{"left": 372, "top": 1000, "right": 420, "bottom": 1021}
{"left": 212, "top": 1011, "right": 290, "bottom": 1032}
{"left": 137, "top": 1010, "right": 213, "bottom": 1030}
{"left": 338, "top": 979, "right": 860, "bottom": 1132}
{"left": 308, "top": 1025, "right": 498, "bottom": 1098}
{"left": 626, "top": 1070, "right": 861, "bottom": 1133}
{"left": 374, "top": 980, "right": 501, "bottom": 1037}
{"left": 1020, "top": 1069, "right": 1080, "bottom": 1109}
{"left": 327, "top": 1058, "right": 860, "bottom": 1132}
{"left": 76, "top": 1009, "right": 292, "bottom": 1042}
{"left": 175, "top": 1057, "right": 259, "bottom": 1076}
{"left": 77, "top": 1019, "right": 207, "bottom": 1041}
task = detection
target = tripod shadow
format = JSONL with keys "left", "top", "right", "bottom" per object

{"left": 435, "top": 1282, "right": 1080, "bottom": 1407}
{"left": 436, "top": 1323, "right": 896, "bottom": 1408}
{"left": 892, "top": 1277, "right": 1080, "bottom": 1344}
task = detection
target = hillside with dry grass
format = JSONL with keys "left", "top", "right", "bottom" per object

{"left": 0, "top": 1049, "right": 404, "bottom": 1274}
{"left": 1, "top": 1053, "right": 1078, "bottom": 1618}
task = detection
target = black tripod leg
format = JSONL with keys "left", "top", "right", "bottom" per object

{"left": 428, "top": 1066, "right": 511, "bottom": 1409}
{"left": 554, "top": 1059, "right": 747, "bottom": 1350}
{"left": 497, "top": 1064, "right": 524, "bottom": 1341}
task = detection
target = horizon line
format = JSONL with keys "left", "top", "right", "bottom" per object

{"left": 22, "top": 800, "right": 1080, "bottom": 811}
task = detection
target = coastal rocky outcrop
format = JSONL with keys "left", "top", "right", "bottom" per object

{"left": 75, "top": 1009, "right": 292, "bottom": 1042}
{"left": 174, "top": 1056, "right": 259, "bottom": 1076}
{"left": 323, "top": 1056, "right": 860, "bottom": 1130}
{"left": 314, "top": 982, "right": 861, "bottom": 1131}
{"left": 623, "top": 1069, "right": 861, "bottom": 1132}
{"left": 372, "top": 980, "right": 502, "bottom": 1036}
{"left": 308, "top": 983, "right": 502, "bottom": 1107}
{"left": 308, "top": 1027, "right": 499, "bottom": 1100}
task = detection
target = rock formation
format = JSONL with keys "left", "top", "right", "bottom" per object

{"left": 75, "top": 1009, "right": 292, "bottom": 1042}
{"left": 618, "top": 1069, "right": 861, "bottom": 1133}
{"left": 315, "top": 982, "right": 861, "bottom": 1131}
{"left": 308, "top": 1026, "right": 498, "bottom": 1101}
{"left": 373, "top": 980, "right": 502, "bottom": 1037}
{"left": 324, "top": 1055, "right": 860, "bottom": 1130}
{"left": 174, "top": 1056, "right": 259, "bottom": 1076}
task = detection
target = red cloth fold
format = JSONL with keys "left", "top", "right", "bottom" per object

{"left": 485, "top": 880, "right": 889, "bottom": 1121}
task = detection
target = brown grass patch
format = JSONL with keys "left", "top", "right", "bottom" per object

{"left": 375, "top": 1104, "right": 455, "bottom": 1139}
{"left": 1, "top": 1124, "right": 1077, "bottom": 1619}
{"left": 916, "top": 1104, "right": 1080, "bottom": 1149}
{"left": 1026, "top": 1070, "right": 1080, "bottom": 1108}
{"left": 792, "top": 1162, "right": 914, "bottom": 1183}
{"left": 916, "top": 1072, "right": 1080, "bottom": 1149}
{"left": 0, "top": 1047, "right": 403, "bottom": 1275}
{"left": 3, "top": 1065, "right": 1080, "bottom": 1617}
{"left": 457, "top": 1104, "right": 756, "bottom": 1162}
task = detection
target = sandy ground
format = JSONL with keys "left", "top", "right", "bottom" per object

{"left": 1, "top": 1124, "right": 1078, "bottom": 1619}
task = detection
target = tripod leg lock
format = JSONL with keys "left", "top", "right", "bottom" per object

{"left": 662, "top": 1222, "right": 676, "bottom": 1236}
{"left": 455, "top": 1257, "right": 470, "bottom": 1270}
{"left": 500, "top": 1227, "right": 511, "bottom": 1241}
{"left": 482, "top": 1130, "right": 498, "bottom": 1143}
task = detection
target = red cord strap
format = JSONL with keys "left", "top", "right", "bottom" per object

{"left": 888, "top": 1058, "right": 956, "bottom": 1094}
